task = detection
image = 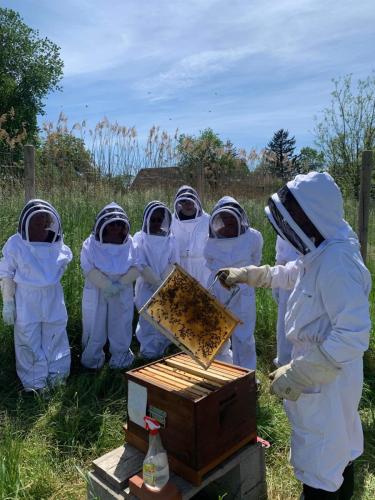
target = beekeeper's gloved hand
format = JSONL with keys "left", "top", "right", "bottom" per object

{"left": 217, "top": 265, "right": 273, "bottom": 289}
{"left": 119, "top": 267, "right": 139, "bottom": 286}
{"left": 2, "top": 300, "right": 16, "bottom": 325}
{"left": 1, "top": 277, "right": 16, "bottom": 325}
{"left": 269, "top": 345, "right": 340, "bottom": 401}
{"left": 86, "top": 268, "right": 121, "bottom": 298}
{"left": 103, "top": 283, "right": 122, "bottom": 299}
{"left": 272, "top": 288, "right": 280, "bottom": 304}
{"left": 142, "top": 266, "right": 162, "bottom": 288}
{"left": 161, "top": 265, "right": 174, "bottom": 281}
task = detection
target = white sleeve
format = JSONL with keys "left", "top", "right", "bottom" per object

{"left": 0, "top": 239, "right": 17, "bottom": 279}
{"left": 270, "top": 260, "right": 300, "bottom": 290}
{"left": 80, "top": 238, "right": 94, "bottom": 275}
{"left": 320, "top": 255, "right": 371, "bottom": 364}
{"left": 251, "top": 230, "right": 263, "bottom": 266}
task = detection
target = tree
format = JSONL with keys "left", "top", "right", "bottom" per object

{"left": 294, "top": 147, "right": 325, "bottom": 175}
{"left": 177, "top": 128, "right": 248, "bottom": 190}
{"left": 265, "top": 129, "right": 297, "bottom": 180}
{"left": 314, "top": 74, "right": 375, "bottom": 194}
{"left": 0, "top": 8, "right": 63, "bottom": 150}
{"left": 38, "top": 132, "right": 94, "bottom": 178}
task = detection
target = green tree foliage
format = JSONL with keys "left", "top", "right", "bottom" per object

{"left": 177, "top": 128, "right": 248, "bottom": 190}
{"left": 0, "top": 8, "right": 63, "bottom": 148}
{"left": 265, "top": 129, "right": 297, "bottom": 180}
{"left": 314, "top": 74, "right": 375, "bottom": 194}
{"left": 294, "top": 146, "right": 325, "bottom": 175}
{"left": 38, "top": 132, "right": 94, "bottom": 180}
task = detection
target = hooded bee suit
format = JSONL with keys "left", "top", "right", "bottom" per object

{"left": 204, "top": 199, "right": 263, "bottom": 369}
{"left": 171, "top": 186, "right": 211, "bottom": 287}
{"left": 80, "top": 203, "right": 137, "bottom": 369}
{"left": 273, "top": 235, "right": 299, "bottom": 367}
{"left": 0, "top": 199, "right": 72, "bottom": 391}
{"left": 133, "top": 202, "right": 179, "bottom": 359}
{"left": 220, "top": 172, "right": 371, "bottom": 495}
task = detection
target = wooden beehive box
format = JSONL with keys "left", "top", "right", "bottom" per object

{"left": 125, "top": 353, "right": 257, "bottom": 485}
{"left": 139, "top": 264, "right": 241, "bottom": 369}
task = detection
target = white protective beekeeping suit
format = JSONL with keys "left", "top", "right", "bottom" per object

{"left": 273, "top": 235, "right": 299, "bottom": 367}
{"left": 0, "top": 199, "right": 72, "bottom": 391}
{"left": 220, "top": 172, "right": 371, "bottom": 493}
{"left": 81, "top": 202, "right": 137, "bottom": 370}
{"left": 171, "top": 185, "right": 210, "bottom": 287}
{"left": 133, "top": 201, "right": 179, "bottom": 359}
{"left": 204, "top": 198, "right": 263, "bottom": 369}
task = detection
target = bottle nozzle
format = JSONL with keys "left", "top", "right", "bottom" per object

{"left": 144, "top": 416, "right": 160, "bottom": 434}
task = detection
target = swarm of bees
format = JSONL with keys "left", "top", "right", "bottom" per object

{"left": 141, "top": 265, "right": 240, "bottom": 367}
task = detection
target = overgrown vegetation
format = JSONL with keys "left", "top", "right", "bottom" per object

{"left": 0, "top": 191, "right": 373, "bottom": 500}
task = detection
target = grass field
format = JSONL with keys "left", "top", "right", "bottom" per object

{"left": 0, "top": 190, "right": 374, "bottom": 499}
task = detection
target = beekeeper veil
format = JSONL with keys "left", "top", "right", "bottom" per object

{"left": 93, "top": 202, "right": 130, "bottom": 244}
{"left": 142, "top": 201, "right": 172, "bottom": 235}
{"left": 209, "top": 205, "right": 248, "bottom": 239}
{"left": 265, "top": 172, "right": 355, "bottom": 255}
{"left": 174, "top": 186, "right": 203, "bottom": 221}
{"left": 18, "top": 199, "right": 62, "bottom": 243}
{"left": 212, "top": 196, "right": 250, "bottom": 227}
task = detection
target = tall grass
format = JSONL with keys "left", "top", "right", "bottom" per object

{"left": 0, "top": 191, "right": 374, "bottom": 499}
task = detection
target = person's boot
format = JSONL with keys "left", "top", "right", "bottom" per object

{"left": 301, "top": 462, "right": 354, "bottom": 500}
{"left": 302, "top": 484, "right": 339, "bottom": 499}
{"left": 339, "top": 462, "right": 354, "bottom": 500}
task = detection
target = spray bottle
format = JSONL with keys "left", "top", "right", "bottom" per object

{"left": 143, "top": 416, "right": 170, "bottom": 492}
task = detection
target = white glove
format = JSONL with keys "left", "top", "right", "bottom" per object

{"left": 272, "top": 288, "right": 280, "bottom": 304}
{"left": 269, "top": 345, "right": 340, "bottom": 401}
{"left": 1, "top": 278, "right": 16, "bottom": 325}
{"left": 161, "top": 265, "right": 174, "bottom": 281}
{"left": 1, "top": 277, "right": 16, "bottom": 300}
{"left": 218, "top": 265, "right": 273, "bottom": 289}
{"left": 86, "top": 268, "right": 112, "bottom": 290}
{"left": 103, "top": 282, "right": 122, "bottom": 299}
{"left": 119, "top": 267, "right": 139, "bottom": 285}
{"left": 142, "top": 266, "right": 162, "bottom": 288}
{"left": 2, "top": 299, "right": 16, "bottom": 325}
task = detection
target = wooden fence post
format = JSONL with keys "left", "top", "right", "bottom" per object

{"left": 357, "top": 150, "right": 373, "bottom": 263}
{"left": 24, "top": 144, "right": 36, "bottom": 203}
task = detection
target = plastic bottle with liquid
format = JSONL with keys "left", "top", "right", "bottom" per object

{"left": 143, "top": 416, "right": 170, "bottom": 492}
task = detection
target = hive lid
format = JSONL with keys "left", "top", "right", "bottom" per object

{"left": 139, "top": 263, "right": 241, "bottom": 369}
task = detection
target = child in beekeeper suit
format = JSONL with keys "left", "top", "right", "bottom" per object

{"left": 218, "top": 172, "right": 371, "bottom": 499}
{"left": 80, "top": 202, "right": 138, "bottom": 370}
{"left": 133, "top": 201, "right": 179, "bottom": 359}
{"left": 272, "top": 235, "right": 299, "bottom": 367}
{"left": 171, "top": 185, "right": 210, "bottom": 287}
{"left": 0, "top": 199, "right": 72, "bottom": 392}
{"left": 204, "top": 197, "right": 263, "bottom": 369}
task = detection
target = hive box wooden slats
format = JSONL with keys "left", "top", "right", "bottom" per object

{"left": 125, "top": 353, "right": 257, "bottom": 485}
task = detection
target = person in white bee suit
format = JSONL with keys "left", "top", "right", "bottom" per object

{"left": 218, "top": 172, "right": 371, "bottom": 499}
{"left": 0, "top": 199, "right": 72, "bottom": 392}
{"left": 80, "top": 202, "right": 138, "bottom": 370}
{"left": 171, "top": 185, "right": 210, "bottom": 287}
{"left": 204, "top": 198, "right": 263, "bottom": 369}
{"left": 272, "top": 235, "right": 299, "bottom": 367}
{"left": 133, "top": 201, "right": 179, "bottom": 359}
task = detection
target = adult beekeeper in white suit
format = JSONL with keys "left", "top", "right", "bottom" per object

{"left": 272, "top": 235, "right": 299, "bottom": 367}
{"left": 0, "top": 199, "right": 72, "bottom": 392}
{"left": 171, "top": 185, "right": 210, "bottom": 286}
{"left": 133, "top": 201, "right": 179, "bottom": 359}
{"left": 218, "top": 172, "right": 371, "bottom": 499}
{"left": 204, "top": 197, "right": 263, "bottom": 369}
{"left": 80, "top": 202, "right": 138, "bottom": 370}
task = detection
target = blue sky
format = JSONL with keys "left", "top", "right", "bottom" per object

{"left": 3, "top": 0, "right": 375, "bottom": 152}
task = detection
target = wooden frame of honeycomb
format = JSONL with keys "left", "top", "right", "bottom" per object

{"left": 139, "top": 263, "right": 241, "bottom": 369}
